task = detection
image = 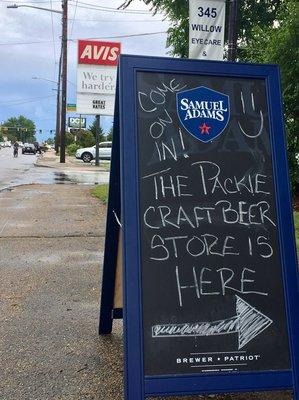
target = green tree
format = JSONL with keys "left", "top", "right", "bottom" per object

{"left": 122, "top": 0, "right": 298, "bottom": 193}
{"left": 65, "top": 128, "right": 96, "bottom": 148}
{"left": 2, "top": 115, "right": 36, "bottom": 143}
{"left": 89, "top": 117, "right": 105, "bottom": 142}
{"left": 122, "top": 0, "right": 282, "bottom": 58}
{"left": 76, "top": 130, "right": 95, "bottom": 147}
{"left": 244, "top": 0, "right": 299, "bottom": 193}
{"left": 46, "top": 137, "right": 54, "bottom": 145}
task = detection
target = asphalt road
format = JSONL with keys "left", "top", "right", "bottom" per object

{"left": 0, "top": 147, "right": 109, "bottom": 191}
{"left": 0, "top": 146, "right": 37, "bottom": 190}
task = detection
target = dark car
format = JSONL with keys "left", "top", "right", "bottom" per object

{"left": 22, "top": 143, "right": 36, "bottom": 155}
{"left": 33, "top": 141, "right": 42, "bottom": 154}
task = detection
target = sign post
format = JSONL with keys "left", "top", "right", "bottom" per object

{"left": 95, "top": 115, "right": 100, "bottom": 166}
{"left": 227, "top": 0, "right": 238, "bottom": 61}
{"left": 102, "top": 55, "right": 299, "bottom": 399}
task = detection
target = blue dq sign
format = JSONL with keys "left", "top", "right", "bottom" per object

{"left": 177, "top": 86, "right": 230, "bottom": 143}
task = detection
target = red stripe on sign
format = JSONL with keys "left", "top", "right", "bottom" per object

{"left": 78, "top": 40, "right": 121, "bottom": 66}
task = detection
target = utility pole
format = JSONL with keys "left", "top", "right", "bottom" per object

{"left": 95, "top": 115, "right": 100, "bottom": 166}
{"left": 60, "top": 0, "right": 68, "bottom": 163}
{"left": 227, "top": 0, "right": 238, "bottom": 62}
{"left": 55, "top": 49, "right": 62, "bottom": 154}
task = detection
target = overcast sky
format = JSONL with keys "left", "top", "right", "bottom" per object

{"left": 0, "top": 0, "right": 170, "bottom": 141}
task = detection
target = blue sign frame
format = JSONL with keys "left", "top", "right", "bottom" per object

{"left": 119, "top": 55, "right": 299, "bottom": 399}
{"left": 99, "top": 75, "right": 123, "bottom": 335}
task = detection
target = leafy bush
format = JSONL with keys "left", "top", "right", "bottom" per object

{"left": 76, "top": 131, "right": 95, "bottom": 147}
{"left": 66, "top": 143, "right": 80, "bottom": 156}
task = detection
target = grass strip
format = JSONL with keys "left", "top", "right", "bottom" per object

{"left": 294, "top": 211, "right": 299, "bottom": 250}
{"left": 91, "top": 184, "right": 109, "bottom": 204}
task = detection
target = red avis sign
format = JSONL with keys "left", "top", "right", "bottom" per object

{"left": 78, "top": 40, "right": 121, "bottom": 66}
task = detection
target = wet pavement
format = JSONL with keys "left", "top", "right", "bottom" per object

{"left": 12, "top": 167, "right": 110, "bottom": 187}
{"left": 0, "top": 184, "right": 124, "bottom": 400}
{"left": 0, "top": 147, "right": 109, "bottom": 190}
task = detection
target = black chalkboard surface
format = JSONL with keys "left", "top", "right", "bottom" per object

{"left": 137, "top": 71, "right": 290, "bottom": 376}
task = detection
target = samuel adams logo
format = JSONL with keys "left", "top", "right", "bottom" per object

{"left": 177, "top": 86, "right": 230, "bottom": 143}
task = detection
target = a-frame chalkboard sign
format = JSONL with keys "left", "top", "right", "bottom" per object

{"left": 99, "top": 55, "right": 299, "bottom": 399}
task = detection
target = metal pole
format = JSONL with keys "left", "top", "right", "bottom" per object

{"left": 77, "top": 113, "right": 81, "bottom": 142}
{"left": 95, "top": 115, "right": 100, "bottom": 166}
{"left": 227, "top": 0, "right": 238, "bottom": 62}
{"left": 55, "top": 48, "right": 62, "bottom": 154}
{"left": 7, "top": 4, "right": 62, "bottom": 13}
{"left": 60, "top": 0, "right": 67, "bottom": 163}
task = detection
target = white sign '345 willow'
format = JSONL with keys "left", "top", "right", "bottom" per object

{"left": 189, "top": 0, "right": 226, "bottom": 60}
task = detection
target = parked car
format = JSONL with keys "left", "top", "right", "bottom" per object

{"left": 75, "top": 141, "right": 112, "bottom": 163}
{"left": 22, "top": 143, "right": 36, "bottom": 154}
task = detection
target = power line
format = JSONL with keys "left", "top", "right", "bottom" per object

{"left": 49, "top": 0, "right": 57, "bottom": 78}
{"left": 1, "top": 0, "right": 61, "bottom": 2}
{"left": 68, "top": 1, "right": 158, "bottom": 14}
{"left": 0, "top": 94, "right": 55, "bottom": 104}
{"left": 71, "top": 17, "right": 166, "bottom": 22}
{"left": 1, "top": 0, "right": 162, "bottom": 13}
{"left": 0, "top": 40, "right": 52, "bottom": 45}
{"left": 2, "top": 1, "right": 164, "bottom": 15}
{"left": 0, "top": 95, "right": 55, "bottom": 106}
{"left": 33, "top": 117, "right": 58, "bottom": 121}
{"left": 69, "top": 0, "right": 79, "bottom": 38}
{"left": 0, "top": 31, "right": 167, "bottom": 45}
{"left": 79, "top": 31, "right": 167, "bottom": 40}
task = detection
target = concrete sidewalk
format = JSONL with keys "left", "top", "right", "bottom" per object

{"left": 35, "top": 150, "right": 109, "bottom": 172}
{"left": 0, "top": 183, "right": 292, "bottom": 400}
{"left": 0, "top": 184, "right": 124, "bottom": 400}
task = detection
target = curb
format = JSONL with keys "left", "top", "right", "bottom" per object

{"left": 34, "top": 154, "right": 109, "bottom": 171}
{"left": 34, "top": 161, "right": 108, "bottom": 172}
{"left": 34, "top": 162, "right": 55, "bottom": 169}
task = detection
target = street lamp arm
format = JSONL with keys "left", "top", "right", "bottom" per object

{"left": 7, "top": 4, "right": 62, "bottom": 14}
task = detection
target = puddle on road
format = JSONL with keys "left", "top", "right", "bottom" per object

{"left": 53, "top": 171, "right": 109, "bottom": 185}
{"left": 4, "top": 167, "right": 110, "bottom": 187}
{"left": 0, "top": 163, "right": 110, "bottom": 190}
{"left": 54, "top": 172, "right": 74, "bottom": 184}
{"left": 0, "top": 187, "right": 14, "bottom": 193}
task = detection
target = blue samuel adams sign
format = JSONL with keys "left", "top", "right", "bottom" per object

{"left": 100, "top": 55, "right": 299, "bottom": 400}
{"left": 177, "top": 86, "right": 230, "bottom": 142}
